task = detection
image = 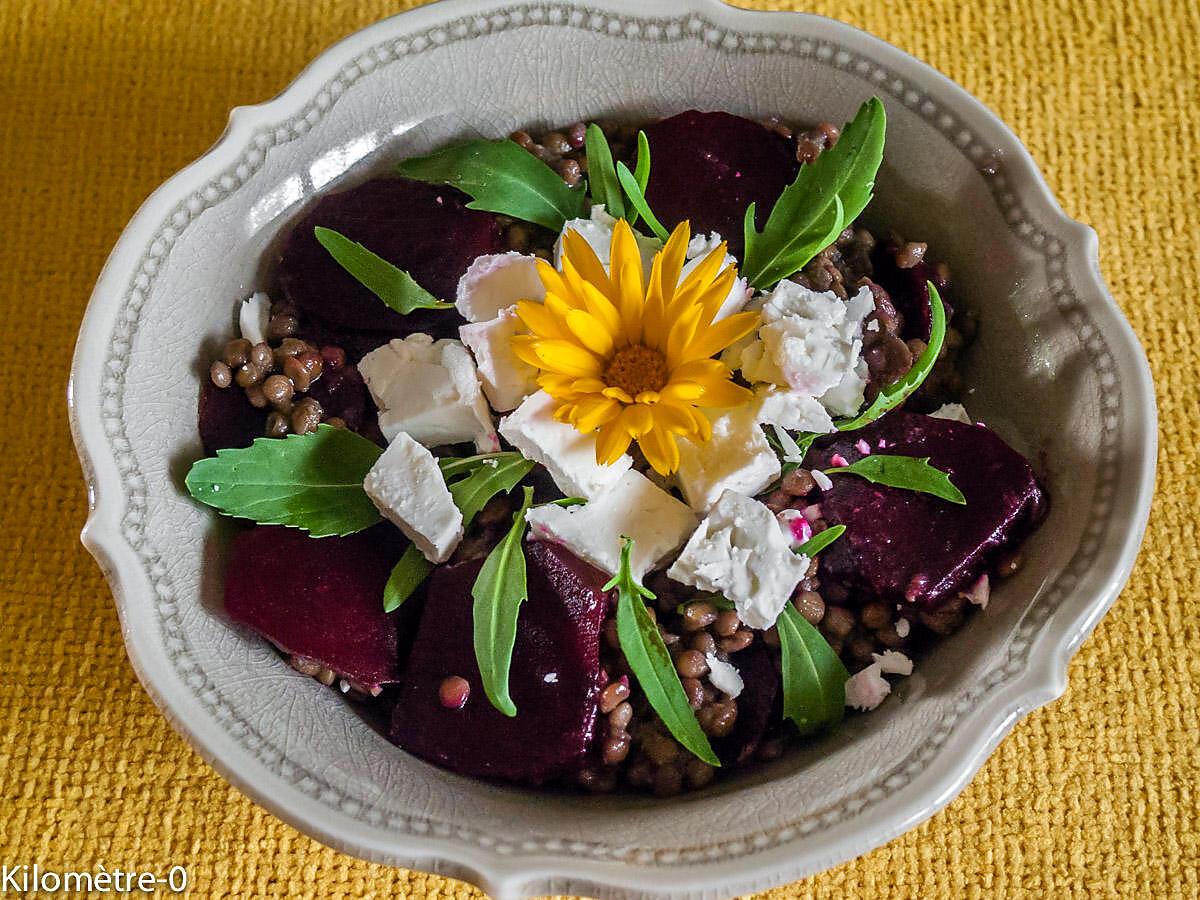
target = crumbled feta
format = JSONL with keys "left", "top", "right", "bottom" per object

{"left": 667, "top": 490, "right": 809, "bottom": 629}
{"left": 704, "top": 652, "right": 744, "bottom": 698}
{"left": 844, "top": 662, "right": 891, "bottom": 711}
{"left": 674, "top": 405, "right": 780, "bottom": 513}
{"left": 455, "top": 252, "right": 545, "bottom": 323}
{"left": 543, "top": 672, "right": 559, "bottom": 684}
{"left": 895, "top": 618, "right": 911, "bottom": 638}
{"left": 812, "top": 469, "right": 833, "bottom": 492}
{"left": 965, "top": 573, "right": 991, "bottom": 608}
{"left": 866, "top": 318, "right": 880, "bottom": 332}
{"left": 682, "top": 231, "right": 752, "bottom": 320}
{"left": 556, "top": 205, "right": 661, "bottom": 273}
{"left": 359, "top": 334, "right": 498, "bottom": 452}
{"left": 736, "top": 282, "right": 874, "bottom": 417}
{"left": 239, "top": 292, "right": 271, "bottom": 346}
{"left": 855, "top": 439, "right": 872, "bottom": 455}
{"left": 525, "top": 470, "right": 696, "bottom": 577}
{"left": 929, "top": 402, "right": 973, "bottom": 424}
{"left": 872, "top": 650, "right": 914, "bottom": 676}
{"left": 363, "top": 432, "right": 463, "bottom": 563}
{"left": 776, "top": 508, "right": 813, "bottom": 550}
{"left": 459, "top": 306, "right": 538, "bottom": 412}
{"left": 754, "top": 384, "right": 835, "bottom": 434}
{"left": 498, "top": 390, "right": 631, "bottom": 499}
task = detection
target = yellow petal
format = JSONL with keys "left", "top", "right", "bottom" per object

{"left": 635, "top": 390, "right": 660, "bottom": 405}
{"left": 610, "top": 220, "right": 646, "bottom": 344}
{"left": 535, "top": 258, "right": 570, "bottom": 298}
{"left": 532, "top": 339, "right": 604, "bottom": 378}
{"left": 595, "top": 418, "right": 634, "bottom": 464}
{"left": 669, "top": 358, "right": 731, "bottom": 383}
{"left": 638, "top": 424, "right": 681, "bottom": 476}
{"left": 649, "top": 403, "right": 698, "bottom": 435}
{"left": 565, "top": 308, "right": 616, "bottom": 357}
{"left": 678, "top": 239, "right": 729, "bottom": 294}
{"left": 659, "top": 381, "right": 705, "bottom": 403}
{"left": 572, "top": 396, "right": 623, "bottom": 432}
{"left": 621, "top": 403, "right": 654, "bottom": 438}
{"left": 511, "top": 334, "right": 547, "bottom": 370}
{"left": 570, "top": 377, "right": 609, "bottom": 394}
{"left": 602, "top": 385, "right": 634, "bottom": 404}
{"left": 665, "top": 304, "right": 704, "bottom": 369}
{"left": 579, "top": 280, "right": 624, "bottom": 341}
{"left": 696, "top": 377, "right": 754, "bottom": 408}
{"left": 697, "top": 268, "right": 738, "bottom": 324}
{"left": 537, "top": 372, "right": 578, "bottom": 398}
{"left": 517, "top": 298, "right": 567, "bottom": 339}
{"left": 658, "top": 221, "right": 691, "bottom": 299}
{"left": 677, "top": 309, "right": 761, "bottom": 362}
{"left": 562, "top": 227, "right": 613, "bottom": 296}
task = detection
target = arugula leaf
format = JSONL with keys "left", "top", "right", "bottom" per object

{"left": 624, "top": 131, "right": 652, "bottom": 227}
{"left": 472, "top": 486, "right": 535, "bottom": 717}
{"left": 826, "top": 454, "right": 965, "bottom": 504}
{"left": 741, "top": 97, "right": 887, "bottom": 290}
{"left": 584, "top": 124, "right": 625, "bottom": 220}
{"left": 609, "top": 538, "right": 719, "bottom": 766}
{"left": 395, "top": 139, "right": 586, "bottom": 231}
{"left": 185, "top": 425, "right": 382, "bottom": 537}
{"left": 616, "top": 162, "right": 671, "bottom": 242}
{"left": 836, "top": 283, "right": 947, "bottom": 431}
{"left": 777, "top": 604, "right": 849, "bottom": 735}
{"left": 796, "top": 524, "right": 846, "bottom": 558}
{"left": 383, "top": 544, "right": 433, "bottom": 613}
{"left": 313, "top": 227, "right": 451, "bottom": 314}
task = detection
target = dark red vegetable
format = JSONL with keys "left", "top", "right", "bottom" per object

{"left": 198, "top": 379, "right": 263, "bottom": 455}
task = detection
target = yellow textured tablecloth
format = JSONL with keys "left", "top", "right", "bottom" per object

{"left": 1, "top": 0, "right": 1196, "bottom": 896}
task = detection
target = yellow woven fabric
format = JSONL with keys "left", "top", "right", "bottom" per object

{"left": 1, "top": 0, "right": 1196, "bottom": 896}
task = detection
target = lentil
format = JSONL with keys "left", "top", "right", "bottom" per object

{"left": 718, "top": 629, "right": 753, "bottom": 654}
{"left": 681, "top": 600, "right": 718, "bottom": 631}
{"left": 713, "top": 610, "right": 741, "bottom": 638}
{"left": 262, "top": 374, "right": 294, "bottom": 407}
{"left": 599, "top": 680, "right": 631, "bottom": 714}
{"left": 675, "top": 649, "right": 709, "bottom": 679}
{"left": 608, "top": 701, "right": 633, "bottom": 732}
{"left": 439, "top": 676, "right": 470, "bottom": 709}
{"left": 209, "top": 360, "right": 232, "bottom": 388}
{"left": 793, "top": 590, "right": 825, "bottom": 625}
{"left": 222, "top": 338, "right": 251, "bottom": 368}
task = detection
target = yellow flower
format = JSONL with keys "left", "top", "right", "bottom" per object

{"left": 511, "top": 218, "right": 759, "bottom": 476}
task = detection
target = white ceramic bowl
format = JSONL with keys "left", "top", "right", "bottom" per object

{"left": 70, "top": 1, "right": 1156, "bottom": 896}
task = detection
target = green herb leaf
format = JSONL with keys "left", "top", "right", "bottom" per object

{"left": 447, "top": 454, "right": 536, "bottom": 525}
{"left": 185, "top": 425, "right": 382, "bottom": 537}
{"left": 609, "top": 538, "right": 720, "bottom": 766}
{"left": 395, "top": 139, "right": 586, "bottom": 231}
{"left": 796, "top": 524, "right": 846, "bottom": 558}
{"left": 313, "top": 226, "right": 451, "bottom": 314}
{"left": 383, "top": 544, "right": 433, "bottom": 613}
{"left": 624, "top": 131, "right": 652, "bottom": 226}
{"left": 777, "top": 604, "right": 849, "bottom": 734}
{"left": 584, "top": 124, "right": 625, "bottom": 220}
{"left": 616, "top": 161, "right": 671, "bottom": 243}
{"left": 826, "top": 454, "right": 965, "bottom": 504}
{"left": 836, "top": 283, "right": 947, "bottom": 432}
{"left": 675, "top": 595, "right": 736, "bottom": 615}
{"left": 741, "top": 97, "right": 887, "bottom": 290}
{"left": 472, "top": 486, "right": 535, "bottom": 717}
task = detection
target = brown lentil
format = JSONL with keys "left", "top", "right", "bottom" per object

{"left": 642, "top": 731, "right": 680, "bottom": 766}
{"left": 602, "top": 732, "right": 632, "bottom": 766}
{"left": 684, "top": 758, "right": 716, "bottom": 789}
{"left": 599, "top": 680, "right": 631, "bottom": 714}
{"left": 608, "top": 701, "right": 633, "bottom": 732}
{"left": 713, "top": 610, "right": 741, "bottom": 638}
{"left": 248, "top": 341, "right": 273, "bottom": 370}
{"left": 290, "top": 398, "right": 323, "bottom": 435}
{"left": 860, "top": 601, "right": 891, "bottom": 630}
{"left": 781, "top": 468, "right": 816, "bottom": 496}
{"left": 324, "top": 416, "right": 346, "bottom": 429}
{"left": 439, "top": 676, "right": 470, "bottom": 709}
{"left": 266, "top": 313, "right": 299, "bottom": 340}
{"left": 235, "top": 362, "right": 264, "bottom": 388}
{"left": 894, "top": 241, "right": 928, "bottom": 269}
{"left": 262, "top": 374, "right": 294, "bottom": 407}
{"left": 675, "top": 649, "right": 709, "bottom": 679}
{"left": 222, "top": 338, "right": 251, "bottom": 368}
{"left": 244, "top": 384, "right": 268, "bottom": 409}
{"left": 698, "top": 700, "right": 738, "bottom": 737}
{"left": 681, "top": 677, "right": 705, "bottom": 709}
{"left": 822, "top": 605, "right": 855, "bottom": 639}
{"left": 793, "top": 590, "right": 825, "bottom": 625}
{"left": 653, "top": 764, "right": 684, "bottom": 797}
{"left": 209, "top": 360, "right": 232, "bottom": 388}
{"left": 555, "top": 158, "right": 583, "bottom": 186}
{"left": 688, "top": 631, "right": 717, "bottom": 655}
{"left": 265, "top": 411, "right": 290, "bottom": 438}
{"left": 681, "top": 600, "right": 718, "bottom": 631}
{"left": 718, "top": 629, "right": 754, "bottom": 654}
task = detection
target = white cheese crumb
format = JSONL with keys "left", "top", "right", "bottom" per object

{"left": 459, "top": 305, "right": 539, "bottom": 412}
{"left": 556, "top": 205, "right": 662, "bottom": 274}
{"left": 872, "top": 650, "right": 914, "bottom": 676}
{"left": 359, "top": 334, "right": 498, "bottom": 452}
{"left": 543, "top": 672, "right": 559, "bottom": 684}
{"left": 525, "top": 470, "right": 696, "bottom": 577}
{"left": 965, "top": 573, "right": 991, "bottom": 608}
{"left": 895, "top": 618, "right": 911, "bottom": 638}
{"left": 363, "top": 432, "right": 463, "bottom": 563}
{"left": 239, "top": 292, "right": 271, "bottom": 346}
{"left": 498, "top": 390, "right": 631, "bottom": 499}
{"left": 753, "top": 384, "right": 835, "bottom": 435}
{"left": 812, "top": 469, "right": 834, "bottom": 492}
{"left": 928, "top": 402, "right": 973, "bottom": 424}
{"left": 667, "top": 490, "right": 809, "bottom": 629}
{"left": 455, "top": 252, "right": 545, "bottom": 323}
{"left": 704, "top": 653, "right": 744, "bottom": 698}
{"left": 776, "top": 508, "right": 813, "bottom": 550}
{"left": 866, "top": 319, "right": 880, "bottom": 332}
{"left": 674, "top": 405, "right": 780, "bottom": 512}
{"left": 844, "top": 662, "right": 891, "bottom": 711}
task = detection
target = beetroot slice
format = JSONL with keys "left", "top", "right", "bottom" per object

{"left": 277, "top": 177, "right": 505, "bottom": 338}
{"left": 304, "top": 364, "right": 372, "bottom": 434}
{"left": 224, "top": 524, "right": 410, "bottom": 694}
{"left": 390, "top": 541, "right": 610, "bottom": 784}
{"left": 810, "top": 413, "right": 1046, "bottom": 609}
{"left": 870, "top": 242, "right": 952, "bottom": 342}
{"left": 714, "top": 642, "right": 779, "bottom": 766}
{"left": 643, "top": 111, "right": 798, "bottom": 258}
{"left": 199, "top": 380, "right": 264, "bottom": 456}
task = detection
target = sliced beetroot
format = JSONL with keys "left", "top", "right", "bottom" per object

{"left": 277, "top": 177, "right": 505, "bottom": 339}
{"left": 390, "top": 541, "right": 610, "bottom": 784}
{"left": 870, "top": 241, "right": 952, "bottom": 342}
{"left": 714, "top": 643, "right": 779, "bottom": 766}
{"left": 810, "top": 412, "right": 1046, "bottom": 609}
{"left": 643, "top": 111, "right": 798, "bottom": 257}
{"left": 224, "top": 524, "right": 410, "bottom": 694}
{"left": 198, "top": 380, "right": 264, "bottom": 456}
{"left": 305, "top": 364, "right": 373, "bottom": 434}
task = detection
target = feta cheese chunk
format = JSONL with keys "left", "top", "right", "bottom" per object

{"left": 459, "top": 306, "right": 538, "bottom": 412}
{"left": 929, "top": 402, "right": 973, "bottom": 424}
{"left": 674, "top": 405, "right": 780, "bottom": 512}
{"left": 359, "top": 334, "right": 498, "bottom": 452}
{"left": 872, "top": 650, "right": 913, "bottom": 676}
{"left": 363, "top": 432, "right": 463, "bottom": 563}
{"left": 705, "top": 652, "right": 744, "bottom": 698}
{"left": 682, "top": 231, "right": 752, "bottom": 320}
{"left": 737, "top": 282, "right": 875, "bottom": 417}
{"left": 455, "top": 252, "right": 545, "bottom": 323}
{"left": 239, "top": 292, "right": 271, "bottom": 346}
{"left": 776, "top": 508, "right": 813, "bottom": 550}
{"left": 498, "top": 390, "right": 631, "bottom": 498}
{"left": 667, "top": 490, "right": 809, "bottom": 629}
{"left": 525, "top": 470, "right": 696, "bottom": 577}
{"left": 844, "top": 662, "right": 891, "bottom": 711}
{"left": 556, "top": 205, "right": 662, "bottom": 273}
{"left": 754, "top": 384, "right": 835, "bottom": 434}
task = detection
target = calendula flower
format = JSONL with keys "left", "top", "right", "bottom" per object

{"left": 511, "top": 219, "right": 759, "bottom": 475}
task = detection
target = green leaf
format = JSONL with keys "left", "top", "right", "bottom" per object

{"left": 826, "top": 454, "right": 965, "bottom": 504}
{"left": 741, "top": 97, "right": 887, "bottom": 290}
{"left": 584, "top": 124, "right": 625, "bottom": 220}
{"left": 185, "top": 425, "right": 382, "bottom": 537}
{"left": 796, "top": 524, "right": 846, "bottom": 558}
{"left": 447, "top": 454, "right": 536, "bottom": 525}
{"left": 625, "top": 130, "right": 652, "bottom": 226}
{"left": 675, "top": 595, "right": 736, "bottom": 615}
{"left": 836, "top": 283, "right": 947, "bottom": 432}
{"left": 777, "top": 604, "right": 849, "bottom": 734}
{"left": 313, "top": 226, "right": 452, "bottom": 314}
{"left": 383, "top": 544, "right": 433, "bottom": 613}
{"left": 616, "top": 161, "right": 671, "bottom": 242}
{"left": 472, "top": 486, "right": 535, "bottom": 717}
{"left": 395, "top": 139, "right": 586, "bottom": 231}
{"left": 608, "top": 539, "right": 719, "bottom": 766}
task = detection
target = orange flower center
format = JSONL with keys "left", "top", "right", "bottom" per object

{"left": 604, "top": 345, "right": 669, "bottom": 397}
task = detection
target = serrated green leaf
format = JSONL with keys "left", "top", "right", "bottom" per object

{"left": 836, "top": 283, "right": 947, "bottom": 431}
{"left": 795, "top": 524, "right": 846, "bottom": 558}
{"left": 313, "top": 226, "right": 452, "bottom": 314}
{"left": 741, "top": 97, "right": 887, "bottom": 290}
{"left": 584, "top": 124, "right": 625, "bottom": 220}
{"left": 609, "top": 539, "right": 719, "bottom": 766}
{"left": 395, "top": 139, "right": 586, "bottom": 231}
{"left": 825, "top": 454, "right": 965, "bottom": 504}
{"left": 447, "top": 454, "right": 536, "bottom": 524}
{"left": 616, "top": 161, "right": 671, "bottom": 242}
{"left": 383, "top": 544, "right": 433, "bottom": 613}
{"left": 185, "top": 425, "right": 382, "bottom": 537}
{"left": 472, "top": 486, "right": 535, "bottom": 717}
{"left": 777, "top": 604, "right": 849, "bottom": 734}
